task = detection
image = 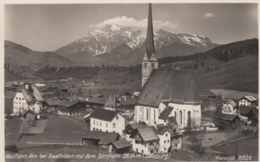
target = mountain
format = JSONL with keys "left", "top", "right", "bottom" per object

{"left": 5, "top": 40, "right": 75, "bottom": 68}
{"left": 55, "top": 24, "right": 217, "bottom": 66}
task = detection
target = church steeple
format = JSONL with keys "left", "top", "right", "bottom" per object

{"left": 146, "top": 3, "right": 155, "bottom": 57}
{"left": 142, "top": 3, "right": 158, "bottom": 88}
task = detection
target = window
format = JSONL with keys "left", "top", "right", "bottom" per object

{"left": 113, "top": 123, "right": 116, "bottom": 128}
{"left": 180, "top": 110, "right": 182, "bottom": 124}
{"left": 164, "top": 140, "right": 166, "bottom": 144}
{"left": 166, "top": 133, "right": 168, "bottom": 137}
{"left": 116, "top": 116, "right": 119, "bottom": 119}
{"left": 164, "top": 148, "right": 166, "bottom": 151}
{"left": 136, "top": 148, "right": 138, "bottom": 152}
{"left": 22, "top": 98, "right": 24, "bottom": 100}
{"left": 93, "top": 120, "right": 95, "bottom": 125}
{"left": 154, "top": 109, "right": 156, "bottom": 121}
{"left": 146, "top": 109, "right": 149, "bottom": 119}
{"left": 100, "top": 121, "right": 102, "bottom": 126}
{"left": 93, "top": 128, "right": 95, "bottom": 131}
{"left": 106, "top": 130, "right": 108, "bottom": 132}
{"left": 167, "top": 140, "right": 169, "bottom": 143}
{"left": 143, "top": 63, "right": 147, "bottom": 69}
{"left": 141, "top": 150, "right": 144, "bottom": 154}
{"left": 19, "top": 97, "right": 21, "bottom": 100}
{"left": 151, "top": 63, "right": 155, "bottom": 68}
{"left": 106, "top": 123, "right": 108, "bottom": 127}
{"left": 16, "top": 97, "right": 18, "bottom": 99}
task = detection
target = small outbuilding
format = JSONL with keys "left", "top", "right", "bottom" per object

{"left": 111, "top": 140, "right": 131, "bottom": 154}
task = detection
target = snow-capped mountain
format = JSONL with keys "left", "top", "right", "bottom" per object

{"left": 55, "top": 24, "right": 145, "bottom": 56}
{"left": 55, "top": 24, "right": 217, "bottom": 66}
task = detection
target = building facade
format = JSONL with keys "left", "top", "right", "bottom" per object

{"left": 13, "top": 83, "right": 44, "bottom": 116}
{"left": 90, "top": 109, "right": 125, "bottom": 136}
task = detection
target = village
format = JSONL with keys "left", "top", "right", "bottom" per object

{"left": 5, "top": 4, "right": 259, "bottom": 162}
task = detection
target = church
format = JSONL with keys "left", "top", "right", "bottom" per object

{"left": 134, "top": 4, "right": 202, "bottom": 130}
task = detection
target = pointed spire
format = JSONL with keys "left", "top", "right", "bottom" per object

{"left": 146, "top": 3, "right": 155, "bottom": 57}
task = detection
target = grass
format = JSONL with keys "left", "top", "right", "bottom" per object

{"left": 5, "top": 98, "right": 13, "bottom": 114}
{"left": 6, "top": 115, "right": 88, "bottom": 145}
{"left": 195, "top": 55, "right": 258, "bottom": 93}
{"left": 211, "top": 136, "right": 258, "bottom": 161}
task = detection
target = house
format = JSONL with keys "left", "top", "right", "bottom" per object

{"left": 216, "top": 114, "right": 240, "bottom": 129}
{"left": 103, "top": 95, "right": 117, "bottom": 111}
{"left": 57, "top": 101, "right": 85, "bottom": 116}
{"left": 116, "top": 96, "right": 136, "bottom": 117}
{"left": 238, "top": 96, "right": 258, "bottom": 107}
{"left": 238, "top": 106, "right": 258, "bottom": 126}
{"left": 125, "top": 122, "right": 147, "bottom": 141}
{"left": 111, "top": 140, "right": 131, "bottom": 154}
{"left": 222, "top": 98, "right": 237, "bottom": 114}
{"left": 90, "top": 109, "right": 125, "bottom": 136}
{"left": 131, "top": 126, "right": 160, "bottom": 154}
{"left": 13, "top": 83, "right": 44, "bottom": 116}
{"left": 81, "top": 130, "right": 119, "bottom": 146}
{"left": 130, "top": 117, "right": 181, "bottom": 155}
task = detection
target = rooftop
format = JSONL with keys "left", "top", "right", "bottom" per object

{"left": 137, "top": 69, "right": 201, "bottom": 107}
{"left": 82, "top": 130, "right": 119, "bottom": 145}
{"left": 137, "top": 126, "right": 159, "bottom": 142}
{"left": 90, "top": 109, "right": 119, "bottom": 121}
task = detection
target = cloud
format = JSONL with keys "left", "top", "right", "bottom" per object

{"left": 204, "top": 13, "right": 215, "bottom": 18}
{"left": 89, "top": 16, "right": 178, "bottom": 29}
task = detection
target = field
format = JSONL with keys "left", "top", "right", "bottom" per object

{"left": 212, "top": 136, "right": 258, "bottom": 161}
{"left": 5, "top": 115, "right": 88, "bottom": 146}
{"left": 195, "top": 55, "right": 258, "bottom": 93}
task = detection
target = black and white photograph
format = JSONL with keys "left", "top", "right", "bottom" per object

{"left": 3, "top": 1, "right": 259, "bottom": 161}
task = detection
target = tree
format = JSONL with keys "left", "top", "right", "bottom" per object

{"left": 205, "top": 65, "right": 210, "bottom": 73}
{"left": 200, "top": 61, "right": 205, "bottom": 67}
{"left": 18, "top": 111, "right": 35, "bottom": 141}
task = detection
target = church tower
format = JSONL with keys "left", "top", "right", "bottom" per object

{"left": 142, "top": 3, "right": 158, "bottom": 88}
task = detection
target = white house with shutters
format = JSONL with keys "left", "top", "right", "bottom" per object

{"left": 13, "top": 83, "right": 44, "bottom": 116}
{"left": 90, "top": 109, "right": 125, "bottom": 136}
{"left": 239, "top": 96, "right": 258, "bottom": 107}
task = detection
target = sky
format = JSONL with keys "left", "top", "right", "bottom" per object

{"left": 4, "top": 3, "right": 258, "bottom": 51}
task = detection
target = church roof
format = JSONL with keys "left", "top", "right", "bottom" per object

{"left": 137, "top": 69, "right": 201, "bottom": 107}
{"left": 145, "top": 3, "right": 156, "bottom": 60}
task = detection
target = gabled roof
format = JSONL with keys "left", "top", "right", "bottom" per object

{"left": 129, "top": 122, "right": 146, "bottom": 129}
{"left": 104, "top": 96, "right": 116, "bottom": 108}
{"left": 240, "top": 96, "right": 257, "bottom": 102}
{"left": 159, "top": 107, "right": 173, "bottom": 119}
{"left": 117, "top": 97, "right": 136, "bottom": 106}
{"left": 162, "top": 70, "right": 201, "bottom": 104}
{"left": 57, "top": 100, "right": 80, "bottom": 107}
{"left": 156, "top": 124, "right": 171, "bottom": 135}
{"left": 217, "top": 114, "right": 239, "bottom": 121}
{"left": 112, "top": 140, "right": 131, "bottom": 149}
{"left": 82, "top": 130, "right": 119, "bottom": 145}
{"left": 137, "top": 69, "right": 201, "bottom": 107}
{"left": 137, "top": 126, "right": 159, "bottom": 142}
{"left": 90, "top": 109, "right": 119, "bottom": 122}
{"left": 18, "top": 83, "right": 44, "bottom": 104}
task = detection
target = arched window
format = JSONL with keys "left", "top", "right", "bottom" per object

{"left": 187, "top": 111, "right": 191, "bottom": 127}
{"left": 174, "top": 111, "right": 176, "bottom": 118}
{"left": 146, "top": 109, "right": 149, "bottom": 119}
{"left": 179, "top": 110, "right": 182, "bottom": 124}
{"left": 154, "top": 109, "right": 156, "bottom": 121}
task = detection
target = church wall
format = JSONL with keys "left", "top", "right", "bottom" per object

{"left": 134, "top": 105, "right": 159, "bottom": 125}
{"left": 168, "top": 103, "right": 201, "bottom": 129}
